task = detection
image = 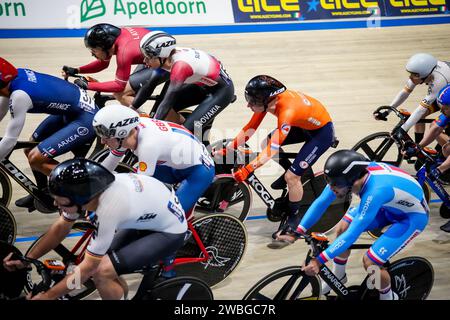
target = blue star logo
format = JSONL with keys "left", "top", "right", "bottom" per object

{"left": 307, "top": 0, "right": 320, "bottom": 12}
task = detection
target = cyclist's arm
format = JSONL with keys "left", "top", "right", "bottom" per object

{"left": 26, "top": 214, "right": 75, "bottom": 260}
{"left": 131, "top": 69, "right": 166, "bottom": 110}
{"left": 247, "top": 126, "right": 288, "bottom": 170}
{"left": 0, "top": 90, "right": 31, "bottom": 160}
{"left": 0, "top": 97, "right": 9, "bottom": 120}
{"left": 229, "top": 112, "right": 266, "bottom": 149}
{"left": 390, "top": 79, "right": 415, "bottom": 109}
{"left": 317, "top": 191, "right": 390, "bottom": 264}
{"left": 101, "top": 148, "right": 127, "bottom": 173}
{"left": 78, "top": 59, "right": 110, "bottom": 74}
{"left": 154, "top": 61, "right": 193, "bottom": 120}
{"left": 296, "top": 185, "right": 336, "bottom": 233}
{"left": 419, "top": 118, "right": 445, "bottom": 148}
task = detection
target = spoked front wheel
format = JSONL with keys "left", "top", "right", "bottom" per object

{"left": 174, "top": 214, "right": 247, "bottom": 287}
{"left": 352, "top": 132, "right": 403, "bottom": 167}
{"left": 388, "top": 256, "right": 434, "bottom": 300}
{"left": 243, "top": 266, "right": 321, "bottom": 300}
{"left": 142, "top": 276, "right": 213, "bottom": 300}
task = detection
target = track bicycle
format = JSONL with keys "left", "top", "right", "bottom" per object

{"left": 0, "top": 240, "right": 213, "bottom": 300}
{"left": 243, "top": 232, "right": 434, "bottom": 300}
{"left": 23, "top": 212, "right": 247, "bottom": 298}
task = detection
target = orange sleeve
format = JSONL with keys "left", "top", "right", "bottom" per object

{"left": 247, "top": 123, "right": 290, "bottom": 171}
{"left": 231, "top": 112, "right": 267, "bottom": 149}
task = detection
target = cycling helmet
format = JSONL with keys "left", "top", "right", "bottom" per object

{"left": 324, "top": 150, "right": 369, "bottom": 188}
{"left": 437, "top": 85, "right": 450, "bottom": 107}
{"left": 84, "top": 23, "right": 121, "bottom": 50}
{"left": 0, "top": 57, "right": 18, "bottom": 89}
{"left": 48, "top": 158, "right": 115, "bottom": 206}
{"left": 244, "top": 75, "right": 286, "bottom": 107}
{"left": 140, "top": 31, "right": 176, "bottom": 58}
{"left": 405, "top": 53, "right": 437, "bottom": 79}
{"left": 93, "top": 104, "right": 140, "bottom": 139}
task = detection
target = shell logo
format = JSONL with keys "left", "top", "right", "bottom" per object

{"left": 139, "top": 162, "right": 148, "bottom": 172}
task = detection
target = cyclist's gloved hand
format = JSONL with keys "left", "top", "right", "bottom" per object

{"left": 233, "top": 164, "right": 253, "bottom": 183}
{"left": 392, "top": 127, "right": 407, "bottom": 144}
{"left": 62, "top": 66, "right": 78, "bottom": 78}
{"left": 428, "top": 166, "right": 442, "bottom": 182}
{"left": 373, "top": 110, "right": 389, "bottom": 121}
{"left": 403, "top": 141, "right": 419, "bottom": 159}
{"left": 74, "top": 77, "right": 89, "bottom": 90}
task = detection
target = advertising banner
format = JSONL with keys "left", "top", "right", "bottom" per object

{"left": 231, "top": 0, "right": 303, "bottom": 22}
{"left": 0, "top": 0, "right": 234, "bottom": 29}
{"left": 383, "top": 0, "right": 449, "bottom": 16}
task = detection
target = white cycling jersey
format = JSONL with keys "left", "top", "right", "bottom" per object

{"left": 392, "top": 61, "right": 450, "bottom": 131}
{"left": 62, "top": 173, "right": 187, "bottom": 257}
{"left": 102, "top": 117, "right": 214, "bottom": 176}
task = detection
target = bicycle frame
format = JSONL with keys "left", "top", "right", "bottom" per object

{"left": 0, "top": 141, "right": 50, "bottom": 202}
{"left": 416, "top": 156, "right": 450, "bottom": 209}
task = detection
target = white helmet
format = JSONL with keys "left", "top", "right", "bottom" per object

{"left": 140, "top": 31, "right": 176, "bottom": 59}
{"left": 93, "top": 104, "right": 140, "bottom": 139}
{"left": 405, "top": 53, "right": 437, "bottom": 79}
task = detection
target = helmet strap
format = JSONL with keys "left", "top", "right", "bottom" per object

{"left": 421, "top": 66, "right": 436, "bottom": 83}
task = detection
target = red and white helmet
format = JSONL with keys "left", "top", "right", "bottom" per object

{"left": 0, "top": 57, "right": 18, "bottom": 89}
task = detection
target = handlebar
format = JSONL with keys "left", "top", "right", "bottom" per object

{"left": 374, "top": 106, "right": 408, "bottom": 122}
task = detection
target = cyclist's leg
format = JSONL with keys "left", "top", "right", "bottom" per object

{"left": 363, "top": 211, "right": 428, "bottom": 300}
{"left": 170, "top": 164, "right": 215, "bottom": 219}
{"left": 16, "top": 115, "right": 64, "bottom": 207}
{"left": 284, "top": 123, "right": 335, "bottom": 228}
{"left": 96, "top": 229, "right": 185, "bottom": 300}
{"left": 181, "top": 79, "right": 235, "bottom": 145}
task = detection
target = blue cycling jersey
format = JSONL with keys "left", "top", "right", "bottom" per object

{"left": 297, "top": 162, "right": 428, "bottom": 265}
{"left": 9, "top": 68, "right": 96, "bottom": 115}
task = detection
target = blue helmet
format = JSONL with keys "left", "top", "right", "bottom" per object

{"left": 437, "top": 85, "right": 450, "bottom": 106}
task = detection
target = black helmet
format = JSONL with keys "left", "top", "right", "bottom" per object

{"left": 245, "top": 75, "right": 286, "bottom": 108}
{"left": 324, "top": 150, "right": 369, "bottom": 188}
{"left": 84, "top": 23, "right": 121, "bottom": 50}
{"left": 48, "top": 158, "right": 115, "bottom": 206}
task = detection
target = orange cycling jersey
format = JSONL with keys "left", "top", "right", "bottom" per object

{"left": 231, "top": 89, "right": 332, "bottom": 170}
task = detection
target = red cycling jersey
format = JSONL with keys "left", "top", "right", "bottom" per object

{"left": 78, "top": 27, "right": 149, "bottom": 92}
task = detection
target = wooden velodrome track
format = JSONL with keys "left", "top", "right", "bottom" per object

{"left": 1, "top": 23, "right": 450, "bottom": 300}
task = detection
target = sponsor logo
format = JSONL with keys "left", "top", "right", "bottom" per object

{"left": 109, "top": 116, "right": 139, "bottom": 129}
{"left": 248, "top": 175, "right": 275, "bottom": 209}
{"left": 77, "top": 126, "right": 89, "bottom": 136}
{"left": 48, "top": 102, "right": 70, "bottom": 111}
{"left": 397, "top": 199, "right": 414, "bottom": 207}
{"left": 2, "top": 161, "right": 39, "bottom": 193}
{"left": 136, "top": 213, "right": 157, "bottom": 222}
{"left": 24, "top": 69, "right": 37, "bottom": 83}
{"left": 280, "top": 123, "right": 291, "bottom": 135}
{"left": 379, "top": 247, "right": 388, "bottom": 255}
{"left": 329, "top": 239, "right": 346, "bottom": 253}
{"left": 307, "top": 117, "right": 321, "bottom": 126}
{"left": 200, "top": 246, "right": 231, "bottom": 268}
{"left": 321, "top": 266, "right": 348, "bottom": 295}
{"left": 358, "top": 195, "right": 373, "bottom": 220}
{"left": 300, "top": 161, "right": 309, "bottom": 169}
{"left": 58, "top": 134, "right": 80, "bottom": 149}
{"left": 139, "top": 161, "right": 148, "bottom": 172}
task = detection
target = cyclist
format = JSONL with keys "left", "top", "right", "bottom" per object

{"left": 0, "top": 57, "right": 98, "bottom": 211}
{"left": 374, "top": 53, "right": 450, "bottom": 145}
{"left": 217, "top": 75, "right": 336, "bottom": 242}
{"left": 291, "top": 149, "right": 429, "bottom": 300}
{"left": 133, "top": 31, "right": 235, "bottom": 145}
{"left": 405, "top": 85, "right": 450, "bottom": 233}
{"left": 62, "top": 23, "right": 168, "bottom": 108}
{"left": 3, "top": 158, "right": 187, "bottom": 300}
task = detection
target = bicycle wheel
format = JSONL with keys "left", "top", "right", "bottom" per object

{"left": 352, "top": 132, "right": 403, "bottom": 166}
{"left": 195, "top": 176, "right": 252, "bottom": 222}
{"left": 0, "top": 205, "right": 16, "bottom": 245}
{"left": 0, "top": 170, "right": 12, "bottom": 207}
{"left": 388, "top": 256, "right": 434, "bottom": 300}
{"left": 24, "top": 223, "right": 96, "bottom": 300}
{"left": 174, "top": 214, "right": 247, "bottom": 287}
{"left": 142, "top": 276, "right": 213, "bottom": 300}
{"left": 300, "top": 173, "right": 350, "bottom": 234}
{"left": 243, "top": 266, "right": 321, "bottom": 300}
